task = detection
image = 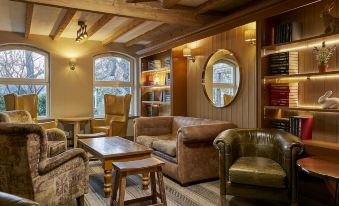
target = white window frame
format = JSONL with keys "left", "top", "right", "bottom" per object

{"left": 0, "top": 44, "right": 50, "bottom": 117}
{"left": 93, "top": 52, "right": 135, "bottom": 117}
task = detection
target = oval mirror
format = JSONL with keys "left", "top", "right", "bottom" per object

{"left": 202, "top": 49, "right": 240, "bottom": 108}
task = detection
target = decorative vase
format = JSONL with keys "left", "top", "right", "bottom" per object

{"left": 318, "top": 63, "right": 328, "bottom": 73}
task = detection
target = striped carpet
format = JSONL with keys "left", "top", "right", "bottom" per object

{"left": 84, "top": 161, "right": 285, "bottom": 206}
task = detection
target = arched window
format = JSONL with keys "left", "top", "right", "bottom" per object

{"left": 93, "top": 53, "right": 134, "bottom": 116}
{"left": 0, "top": 45, "right": 49, "bottom": 117}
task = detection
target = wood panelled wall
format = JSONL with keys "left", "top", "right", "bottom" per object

{"left": 260, "top": 0, "right": 339, "bottom": 143}
{"left": 186, "top": 23, "right": 257, "bottom": 128}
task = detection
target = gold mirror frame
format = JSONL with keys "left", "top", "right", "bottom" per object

{"left": 202, "top": 49, "right": 241, "bottom": 108}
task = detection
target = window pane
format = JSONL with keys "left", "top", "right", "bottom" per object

{"left": 93, "top": 86, "right": 131, "bottom": 116}
{"left": 0, "top": 84, "right": 47, "bottom": 116}
{"left": 95, "top": 56, "right": 130, "bottom": 82}
{"left": 213, "top": 87, "right": 234, "bottom": 107}
{"left": 213, "top": 62, "right": 234, "bottom": 84}
{"left": 0, "top": 49, "right": 46, "bottom": 79}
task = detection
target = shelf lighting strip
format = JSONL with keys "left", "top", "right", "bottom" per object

{"left": 264, "top": 73, "right": 339, "bottom": 83}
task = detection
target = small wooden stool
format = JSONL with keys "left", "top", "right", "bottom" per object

{"left": 110, "top": 158, "right": 166, "bottom": 206}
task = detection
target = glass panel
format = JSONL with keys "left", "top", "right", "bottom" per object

{"left": 93, "top": 86, "right": 131, "bottom": 116}
{"left": 212, "top": 87, "right": 234, "bottom": 107}
{"left": 94, "top": 56, "right": 130, "bottom": 82}
{"left": 0, "top": 49, "right": 46, "bottom": 79}
{"left": 0, "top": 84, "right": 47, "bottom": 116}
{"left": 213, "top": 62, "right": 234, "bottom": 84}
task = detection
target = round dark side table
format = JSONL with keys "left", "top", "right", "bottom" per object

{"left": 297, "top": 157, "right": 339, "bottom": 206}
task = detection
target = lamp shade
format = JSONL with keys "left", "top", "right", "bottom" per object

{"left": 183, "top": 48, "right": 192, "bottom": 57}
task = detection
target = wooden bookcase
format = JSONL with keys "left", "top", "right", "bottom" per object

{"left": 257, "top": 0, "right": 339, "bottom": 154}
{"left": 139, "top": 46, "right": 187, "bottom": 117}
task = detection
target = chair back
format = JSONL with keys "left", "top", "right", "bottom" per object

{"left": 104, "top": 94, "right": 132, "bottom": 122}
{"left": 4, "top": 93, "right": 38, "bottom": 120}
{"left": 0, "top": 110, "right": 33, "bottom": 124}
{"left": 0, "top": 123, "right": 47, "bottom": 200}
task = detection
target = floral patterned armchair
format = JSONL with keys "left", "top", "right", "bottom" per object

{"left": 0, "top": 123, "right": 88, "bottom": 205}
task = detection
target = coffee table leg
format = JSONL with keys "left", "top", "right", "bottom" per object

{"left": 104, "top": 169, "right": 112, "bottom": 197}
{"left": 142, "top": 172, "right": 149, "bottom": 190}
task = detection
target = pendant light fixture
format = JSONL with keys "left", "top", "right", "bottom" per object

{"left": 76, "top": 21, "right": 88, "bottom": 43}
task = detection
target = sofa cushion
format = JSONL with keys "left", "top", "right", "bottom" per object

{"left": 136, "top": 134, "right": 174, "bottom": 148}
{"left": 152, "top": 140, "right": 176, "bottom": 157}
{"left": 229, "top": 157, "right": 286, "bottom": 189}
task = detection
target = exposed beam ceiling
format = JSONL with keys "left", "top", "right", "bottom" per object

{"left": 84, "top": 14, "right": 114, "bottom": 41}
{"left": 137, "top": 0, "right": 321, "bottom": 56}
{"left": 161, "top": 0, "right": 181, "bottom": 8}
{"left": 14, "top": 0, "right": 208, "bottom": 26}
{"left": 125, "top": 23, "right": 168, "bottom": 47}
{"left": 25, "top": 3, "right": 34, "bottom": 38}
{"left": 197, "top": 0, "right": 223, "bottom": 14}
{"left": 102, "top": 19, "right": 144, "bottom": 45}
{"left": 50, "top": 9, "right": 77, "bottom": 40}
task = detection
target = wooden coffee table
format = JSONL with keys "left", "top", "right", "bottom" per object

{"left": 77, "top": 136, "right": 152, "bottom": 197}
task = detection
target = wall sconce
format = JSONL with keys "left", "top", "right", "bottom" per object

{"left": 244, "top": 29, "right": 256, "bottom": 45}
{"left": 69, "top": 60, "right": 76, "bottom": 70}
{"left": 183, "top": 48, "right": 196, "bottom": 62}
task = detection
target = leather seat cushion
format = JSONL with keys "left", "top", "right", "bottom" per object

{"left": 229, "top": 157, "right": 286, "bottom": 189}
{"left": 48, "top": 141, "right": 66, "bottom": 157}
{"left": 136, "top": 134, "right": 174, "bottom": 148}
{"left": 152, "top": 140, "right": 176, "bottom": 157}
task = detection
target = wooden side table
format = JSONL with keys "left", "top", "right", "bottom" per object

{"left": 297, "top": 156, "right": 339, "bottom": 205}
{"left": 58, "top": 117, "right": 92, "bottom": 147}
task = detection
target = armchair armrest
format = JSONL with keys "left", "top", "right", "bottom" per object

{"left": 38, "top": 148, "right": 88, "bottom": 175}
{"left": 133, "top": 116, "right": 173, "bottom": 139}
{"left": 45, "top": 128, "right": 66, "bottom": 142}
{"left": 91, "top": 118, "right": 108, "bottom": 127}
{"left": 38, "top": 120, "right": 58, "bottom": 130}
{"left": 178, "top": 123, "right": 237, "bottom": 144}
{"left": 273, "top": 130, "right": 304, "bottom": 156}
{"left": 0, "top": 192, "right": 39, "bottom": 206}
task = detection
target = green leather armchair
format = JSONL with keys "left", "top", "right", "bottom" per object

{"left": 213, "top": 128, "right": 303, "bottom": 206}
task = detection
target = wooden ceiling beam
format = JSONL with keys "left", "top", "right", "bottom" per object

{"left": 25, "top": 3, "right": 34, "bottom": 39}
{"left": 87, "top": 14, "right": 114, "bottom": 37}
{"left": 125, "top": 23, "right": 169, "bottom": 47}
{"left": 102, "top": 19, "right": 144, "bottom": 46}
{"left": 161, "top": 0, "right": 181, "bottom": 8}
{"left": 13, "top": 0, "right": 208, "bottom": 26}
{"left": 50, "top": 9, "right": 77, "bottom": 40}
{"left": 197, "top": 0, "right": 223, "bottom": 14}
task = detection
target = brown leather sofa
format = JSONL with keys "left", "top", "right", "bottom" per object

{"left": 134, "top": 116, "right": 237, "bottom": 185}
{"left": 213, "top": 128, "right": 303, "bottom": 205}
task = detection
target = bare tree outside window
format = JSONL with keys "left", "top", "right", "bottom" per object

{"left": 0, "top": 48, "right": 48, "bottom": 116}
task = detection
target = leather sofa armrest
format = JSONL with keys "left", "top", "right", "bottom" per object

{"left": 38, "top": 148, "right": 88, "bottom": 175}
{"left": 178, "top": 123, "right": 237, "bottom": 144}
{"left": 273, "top": 130, "right": 304, "bottom": 156}
{"left": 133, "top": 116, "right": 173, "bottom": 139}
{"left": 0, "top": 192, "right": 39, "bottom": 206}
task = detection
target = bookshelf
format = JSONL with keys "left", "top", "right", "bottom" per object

{"left": 139, "top": 47, "right": 187, "bottom": 117}
{"left": 258, "top": 0, "right": 339, "bottom": 152}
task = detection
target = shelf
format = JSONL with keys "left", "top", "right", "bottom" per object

{"left": 141, "top": 85, "right": 170, "bottom": 90}
{"left": 264, "top": 71, "right": 339, "bottom": 82}
{"left": 141, "top": 67, "right": 170, "bottom": 74}
{"left": 142, "top": 101, "right": 170, "bottom": 105}
{"left": 264, "top": 106, "right": 339, "bottom": 113}
{"left": 261, "top": 32, "right": 339, "bottom": 56}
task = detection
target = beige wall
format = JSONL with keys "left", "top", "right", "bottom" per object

{"left": 0, "top": 31, "right": 138, "bottom": 118}
{"left": 186, "top": 23, "right": 257, "bottom": 128}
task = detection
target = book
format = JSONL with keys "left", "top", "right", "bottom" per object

{"left": 289, "top": 116, "right": 313, "bottom": 140}
{"left": 269, "top": 51, "right": 298, "bottom": 75}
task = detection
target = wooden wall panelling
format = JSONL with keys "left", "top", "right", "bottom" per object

{"left": 186, "top": 23, "right": 256, "bottom": 128}
{"left": 172, "top": 46, "right": 187, "bottom": 116}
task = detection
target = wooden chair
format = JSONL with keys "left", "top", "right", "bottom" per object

{"left": 110, "top": 158, "right": 166, "bottom": 206}
{"left": 91, "top": 94, "right": 132, "bottom": 137}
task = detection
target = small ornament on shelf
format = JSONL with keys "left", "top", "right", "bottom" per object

{"left": 320, "top": 0, "right": 339, "bottom": 34}
{"left": 313, "top": 41, "right": 336, "bottom": 72}
{"left": 318, "top": 90, "right": 339, "bottom": 109}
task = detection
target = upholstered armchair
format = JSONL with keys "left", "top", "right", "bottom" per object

{"left": 0, "top": 123, "right": 88, "bottom": 206}
{"left": 213, "top": 128, "right": 303, "bottom": 205}
{"left": 0, "top": 110, "right": 67, "bottom": 157}
{"left": 0, "top": 192, "right": 39, "bottom": 206}
{"left": 4, "top": 93, "right": 58, "bottom": 129}
{"left": 91, "top": 94, "right": 132, "bottom": 137}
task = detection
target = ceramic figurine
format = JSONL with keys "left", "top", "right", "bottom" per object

{"left": 318, "top": 90, "right": 339, "bottom": 109}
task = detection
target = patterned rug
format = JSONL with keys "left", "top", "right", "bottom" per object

{"left": 84, "top": 161, "right": 285, "bottom": 206}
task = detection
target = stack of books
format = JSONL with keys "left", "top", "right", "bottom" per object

{"left": 272, "top": 22, "right": 302, "bottom": 44}
{"left": 270, "top": 83, "right": 298, "bottom": 107}
{"left": 164, "top": 57, "right": 171, "bottom": 68}
{"left": 289, "top": 116, "right": 313, "bottom": 140}
{"left": 271, "top": 118, "right": 290, "bottom": 132}
{"left": 163, "top": 91, "right": 171, "bottom": 102}
{"left": 165, "top": 73, "right": 171, "bottom": 86}
{"left": 148, "top": 60, "right": 161, "bottom": 70}
{"left": 145, "top": 104, "right": 159, "bottom": 116}
{"left": 269, "top": 51, "right": 298, "bottom": 75}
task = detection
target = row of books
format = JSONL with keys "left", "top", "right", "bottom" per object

{"left": 145, "top": 104, "right": 159, "bottom": 116}
{"left": 270, "top": 83, "right": 298, "bottom": 107}
{"left": 269, "top": 51, "right": 298, "bottom": 75}
{"left": 145, "top": 91, "right": 171, "bottom": 102}
{"left": 148, "top": 60, "right": 162, "bottom": 70}
{"left": 164, "top": 57, "right": 171, "bottom": 68}
{"left": 270, "top": 116, "right": 313, "bottom": 140}
{"left": 272, "top": 22, "right": 302, "bottom": 44}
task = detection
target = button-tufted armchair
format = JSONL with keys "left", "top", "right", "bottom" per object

{"left": 0, "top": 110, "right": 67, "bottom": 157}
{"left": 0, "top": 123, "right": 88, "bottom": 206}
{"left": 213, "top": 128, "right": 303, "bottom": 206}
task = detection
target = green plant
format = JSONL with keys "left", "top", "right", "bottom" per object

{"left": 313, "top": 41, "right": 336, "bottom": 64}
